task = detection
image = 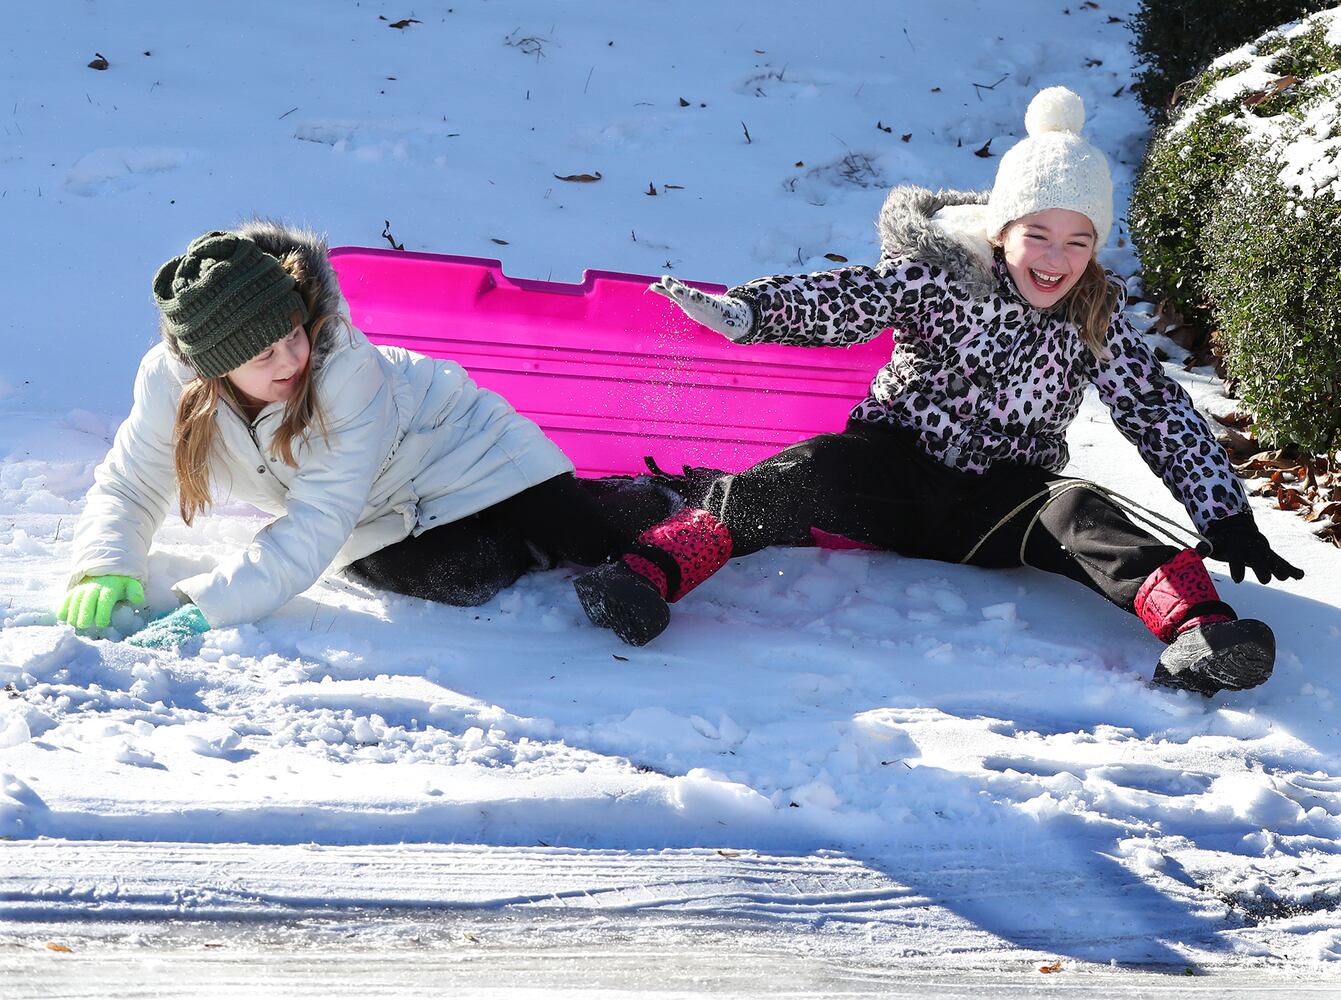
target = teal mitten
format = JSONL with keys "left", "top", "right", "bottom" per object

{"left": 127, "top": 604, "right": 211, "bottom": 649}
{"left": 57, "top": 575, "right": 146, "bottom": 630}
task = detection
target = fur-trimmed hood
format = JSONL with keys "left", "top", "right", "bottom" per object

{"left": 876, "top": 185, "right": 998, "bottom": 300}
{"left": 159, "top": 219, "right": 346, "bottom": 371}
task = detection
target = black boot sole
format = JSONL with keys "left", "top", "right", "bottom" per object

{"left": 574, "top": 562, "right": 671, "bottom": 647}
{"left": 1153, "top": 619, "right": 1275, "bottom": 696}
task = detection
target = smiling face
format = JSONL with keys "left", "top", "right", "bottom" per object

{"left": 224, "top": 324, "right": 311, "bottom": 409}
{"left": 998, "top": 208, "right": 1097, "bottom": 309}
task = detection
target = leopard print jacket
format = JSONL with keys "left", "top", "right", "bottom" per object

{"left": 724, "top": 185, "right": 1249, "bottom": 532}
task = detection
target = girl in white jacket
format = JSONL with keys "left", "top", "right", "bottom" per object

{"left": 58, "top": 222, "right": 618, "bottom": 647}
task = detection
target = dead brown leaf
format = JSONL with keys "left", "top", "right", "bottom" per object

{"left": 1039, "top": 959, "right": 1063, "bottom": 973}
{"left": 1242, "top": 75, "right": 1301, "bottom": 108}
{"left": 1275, "top": 486, "right": 1307, "bottom": 511}
{"left": 824, "top": 252, "right": 849, "bottom": 263}
{"left": 1305, "top": 501, "right": 1341, "bottom": 523}
{"left": 1238, "top": 449, "right": 1304, "bottom": 473}
{"left": 87, "top": 53, "right": 109, "bottom": 70}
{"left": 46, "top": 942, "right": 73, "bottom": 953}
{"left": 388, "top": 18, "right": 421, "bottom": 29}
{"left": 1213, "top": 410, "right": 1253, "bottom": 431}
{"left": 554, "top": 171, "right": 602, "bottom": 182}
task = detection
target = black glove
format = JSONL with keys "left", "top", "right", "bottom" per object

{"left": 1197, "top": 512, "right": 1305, "bottom": 584}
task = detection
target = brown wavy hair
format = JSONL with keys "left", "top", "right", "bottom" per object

{"left": 1063, "top": 255, "right": 1120, "bottom": 361}
{"left": 173, "top": 249, "right": 336, "bottom": 525}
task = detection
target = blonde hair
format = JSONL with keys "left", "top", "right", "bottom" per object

{"left": 173, "top": 249, "right": 335, "bottom": 525}
{"left": 1063, "top": 256, "right": 1119, "bottom": 360}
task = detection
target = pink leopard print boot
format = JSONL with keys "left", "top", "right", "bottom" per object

{"left": 1135, "top": 548, "right": 1275, "bottom": 696}
{"left": 574, "top": 508, "right": 734, "bottom": 646}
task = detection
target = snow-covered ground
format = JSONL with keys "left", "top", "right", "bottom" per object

{"left": 3, "top": 0, "right": 1341, "bottom": 990}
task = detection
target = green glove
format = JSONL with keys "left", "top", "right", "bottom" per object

{"left": 127, "top": 604, "right": 211, "bottom": 649}
{"left": 57, "top": 575, "right": 146, "bottom": 630}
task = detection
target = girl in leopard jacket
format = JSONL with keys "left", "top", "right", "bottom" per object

{"left": 574, "top": 87, "right": 1302, "bottom": 697}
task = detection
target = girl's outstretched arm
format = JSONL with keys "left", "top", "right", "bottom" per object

{"left": 1094, "top": 287, "right": 1252, "bottom": 534}
{"left": 657, "top": 258, "right": 948, "bottom": 349}
{"left": 650, "top": 277, "right": 754, "bottom": 340}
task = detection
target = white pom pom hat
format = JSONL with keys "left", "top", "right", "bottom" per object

{"left": 985, "top": 86, "right": 1113, "bottom": 246}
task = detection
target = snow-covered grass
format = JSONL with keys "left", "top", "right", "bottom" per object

{"left": 3, "top": 0, "right": 1341, "bottom": 981}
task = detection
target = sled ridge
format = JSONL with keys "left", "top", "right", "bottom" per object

{"left": 329, "top": 247, "right": 892, "bottom": 476}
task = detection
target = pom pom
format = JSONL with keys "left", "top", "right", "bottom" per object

{"left": 1024, "top": 87, "right": 1085, "bottom": 136}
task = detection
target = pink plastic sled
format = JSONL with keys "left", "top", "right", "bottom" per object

{"left": 328, "top": 248, "right": 893, "bottom": 478}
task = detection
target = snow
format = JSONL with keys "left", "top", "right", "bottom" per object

{"left": 1169, "top": 6, "right": 1341, "bottom": 204}
{"left": 2, "top": 0, "right": 1341, "bottom": 985}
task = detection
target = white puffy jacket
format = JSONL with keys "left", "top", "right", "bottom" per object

{"left": 68, "top": 223, "right": 573, "bottom": 627}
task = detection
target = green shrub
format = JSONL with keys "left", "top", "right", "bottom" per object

{"left": 1129, "top": 12, "right": 1341, "bottom": 325}
{"left": 1128, "top": 109, "right": 1244, "bottom": 330}
{"left": 1130, "top": 0, "right": 1333, "bottom": 122}
{"left": 1204, "top": 118, "right": 1341, "bottom": 453}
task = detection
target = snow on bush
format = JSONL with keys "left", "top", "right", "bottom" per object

{"left": 1129, "top": 0, "right": 1334, "bottom": 123}
{"left": 1206, "top": 143, "right": 1341, "bottom": 451}
{"left": 1129, "top": 6, "right": 1341, "bottom": 451}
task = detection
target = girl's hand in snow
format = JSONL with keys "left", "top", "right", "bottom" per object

{"left": 650, "top": 276, "right": 753, "bottom": 341}
{"left": 1197, "top": 512, "right": 1305, "bottom": 585}
{"left": 57, "top": 575, "right": 146, "bottom": 630}
{"left": 127, "top": 604, "right": 211, "bottom": 649}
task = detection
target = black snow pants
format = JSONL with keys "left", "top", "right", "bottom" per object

{"left": 347, "top": 473, "right": 624, "bottom": 607}
{"left": 696, "top": 418, "right": 1181, "bottom": 613}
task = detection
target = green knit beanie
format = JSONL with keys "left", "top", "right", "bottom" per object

{"left": 153, "top": 231, "right": 309, "bottom": 378}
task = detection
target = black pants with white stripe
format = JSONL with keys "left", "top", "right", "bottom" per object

{"left": 696, "top": 418, "right": 1180, "bottom": 612}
